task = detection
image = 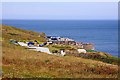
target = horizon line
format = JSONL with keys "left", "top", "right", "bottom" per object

{"left": 1, "top": 19, "right": 118, "bottom": 21}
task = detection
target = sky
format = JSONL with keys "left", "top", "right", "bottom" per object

{"left": 1, "top": 0, "right": 119, "bottom": 2}
{"left": 1, "top": 2, "right": 118, "bottom": 20}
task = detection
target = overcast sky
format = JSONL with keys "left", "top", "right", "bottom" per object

{"left": 1, "top": 2, "right": 118, "bottom": 20}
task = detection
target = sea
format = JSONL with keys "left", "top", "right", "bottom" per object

{"left": 2, "top": 20, "right": 118, "bottom": 57}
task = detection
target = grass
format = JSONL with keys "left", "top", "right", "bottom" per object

{"left": 66, "top": 50, "right": 119, "bottom": 65}
{"left": 47, "top": 44, "right": 76, "bottom": 52}
{"left": 86, "top": 50, "right": 97, "bottom": 52}
{"left": 2, "top": 44, "right": 118, "bottom": 78}
{"left": 77, "top": 52, "right": 119, "bottom": 65}
{"left": 2, "top": 24, "right": 46, "bottom": 42}
{"left": 51, "top": 45, "right": 72, "bottom": 49}
{"left": 1, "top": 24, "right": 119, "bottom": 78}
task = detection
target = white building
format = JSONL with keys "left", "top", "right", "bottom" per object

{"left": 77, "top": 49, "right": 87, "bottom": 53}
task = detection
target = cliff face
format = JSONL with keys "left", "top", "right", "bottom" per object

{"left": 1, "top": 25, "right": 119, "bottom": 78}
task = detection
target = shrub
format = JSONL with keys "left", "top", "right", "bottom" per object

{"left": 52, "top": 45, "right": 72, "bottom": 50}
{"left": 52, "top": 50, "right": 58, "bottom": 53}
{"left": 86, "top": 50, "right": 97, "bottom": 52}
{"left": 19, "top": 40, "right": 27, "bottom": 43}
{"left": 44, "top": 60, "right": 50, "bottom": 63}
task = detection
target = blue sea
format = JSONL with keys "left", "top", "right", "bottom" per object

{"left": 2, "top": 20, "right": 118, "bottom": 57}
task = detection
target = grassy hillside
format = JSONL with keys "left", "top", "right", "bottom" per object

{"left": 0, "top": 25, "right": 2, "bottom": 79}
{"left": 1, "top": 24, "right": 119, "bottom": 78}
{"left": 2, "top": 24, "right": 46, "bottom": 42}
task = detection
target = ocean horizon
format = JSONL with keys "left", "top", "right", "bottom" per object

{"left": 1, "top": 20, "right": 118, "bottom": 57}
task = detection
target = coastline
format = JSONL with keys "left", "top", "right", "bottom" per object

{"left": 1, "top": 24, "right": 119, "bottom": 61}
{"left": 1, "top": 24, "right": 119, "bottom": 78}
{"left": 1, "top": 19, "right": 118, "bottom": 57}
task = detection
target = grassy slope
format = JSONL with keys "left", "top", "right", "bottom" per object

{"left": 0, "top": 25, "right": 2, "bottom": 79}
{"left": 2, "top": 24, "right": 46, "bottom": 42}
{"left": 1, "top": 25, "right": 119, "bottom": 78}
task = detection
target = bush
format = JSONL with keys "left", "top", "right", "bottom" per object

{"left": 78, "top": 53, "right": 119, "bottom": 65}
{"left": 52, "top": 45, "right": 72, "bottom": 50}
{"left": 86, "top": 50, "right": 97, "bottom": 52}
{"left": 36, "top": 40, "right": 44, "bottom": 44}
{"left": 44, "top": 60, "right": 50, "bottom": 63}
{"left": 19, "top": 40, "right": 27, "bottom": 43}
{"left": 52, "top": 50, "right": 58, "bottom": 53}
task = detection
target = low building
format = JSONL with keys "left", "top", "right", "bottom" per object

{"left": 58, "top": 38, "right": 74, "bottom": 42}
{"left": 77, "top": 49, "right": 87, "bottom": 53}
{"left": 47, "top": 36, "right": 76, "bottom": 45}
{"left": 75, "top": 42, "right": 83, "bottom": 48}
{"left": 52, "top": 41, "right": 76, "bottom": 45}
{"left": 46, "top": 36, "right": 95, "bottom": 50}
{"left": 60, "top": 49, "right": 66, "bottom": 56}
